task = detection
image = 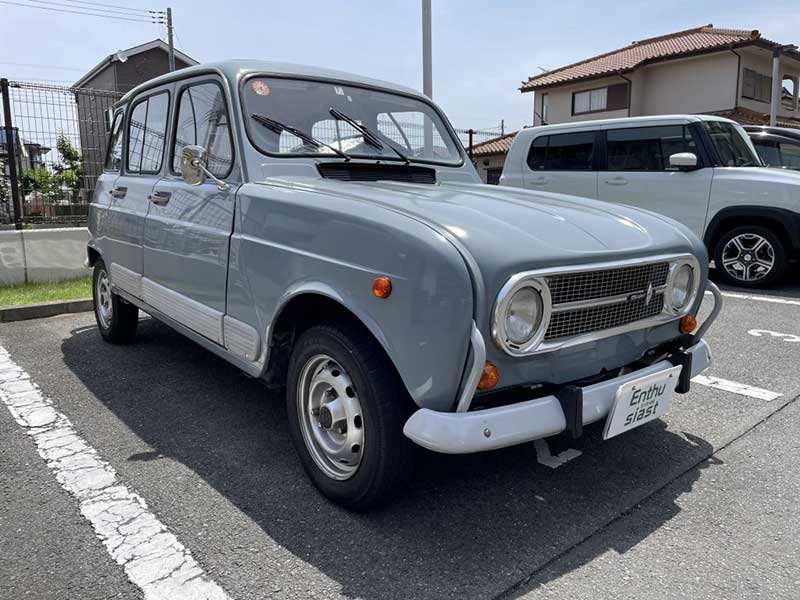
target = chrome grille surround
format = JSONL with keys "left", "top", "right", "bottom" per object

{"left": 492, "top": 254, "right": 701, "bottom": 356}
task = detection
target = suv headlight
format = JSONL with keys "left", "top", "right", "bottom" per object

{"left": 493, "top": 276, "right": 551, "bottom": 355}
{"left": 666, "top": 260, "right": 698, "bottom": 313}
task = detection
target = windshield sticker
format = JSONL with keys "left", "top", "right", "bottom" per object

{"left": 252, "top": 80, "right": 270, "bottom": 96}
{"left": 334, "top": 86, "right": 345, "bottom": 95}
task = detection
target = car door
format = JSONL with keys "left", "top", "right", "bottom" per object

{"left": 597, "top": 124, "right": 712, "bottom": 238}
{"left": 103, "top": 89, "right": 171, "bottom": 298}
{"left": 90, "top": 107, "right": 124, "bottom": 256}
{"left": 523, "top": 131, "right": 598, "bottom": 198}
{"left": 142, "top": 78, "right": 237, "bottom": 345}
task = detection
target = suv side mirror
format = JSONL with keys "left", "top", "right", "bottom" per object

{"left": 180, "top": 145, "right": 230, "bottom": 190}
{"left": 180, "top": 145, "right": 208, "bottom": 185}
{"left": 669, "top": 152, "right": 698, "bottom": 171}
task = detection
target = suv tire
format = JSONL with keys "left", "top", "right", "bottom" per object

{"left": 92, "top": 258, "right": 139, "bottom": 343}
{"left": 714, "top": 225, "right": 787, "bottom": 287}
{"left": 286, "top": 321, "right": 417, "bottom": 511}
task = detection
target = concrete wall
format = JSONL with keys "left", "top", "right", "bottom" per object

{"left": 0, "top": 227, "right": 90, "bottom": 286}
{"left": 639, "top": 51, "right": 739, "bottom": 115}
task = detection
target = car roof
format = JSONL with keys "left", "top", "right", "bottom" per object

{"left": 519, "top": 114, "right": 736, "bottom": 137}
{"left": 118, "top": 59, "right": 422, "bottom": 104}
{"left": 742, "top": 125, "right": 800, "bottom": 141}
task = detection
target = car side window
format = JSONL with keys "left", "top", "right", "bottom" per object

{"left": 104, "top": 110, "right": 125, "bottom": 172}
{"left": 780, "top": 141, "right": 800, "bottom": 168}
{"left": 527, "top": 132, "right": 595, "bottom": 171}
{"left": 172, "top": 82, "right": 234, "bottom": 178}
{"left": 606, "top": 125, "right": 698, "bottom": 171}
{"left": 751, "top": 139, "right": 781, "bottom": 167}
{"left": 126, "top": 91, "right": 170, "bottom": 175}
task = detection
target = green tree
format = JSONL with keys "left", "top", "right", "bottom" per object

{"left": 52, "top": 135, "right": 82, "bottom": 196}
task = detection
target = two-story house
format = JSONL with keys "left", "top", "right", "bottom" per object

{"left": 472, "top": 25, "right": 800, "bottom": 183}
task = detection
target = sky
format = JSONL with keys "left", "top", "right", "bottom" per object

{"left": 2, "top": 0, "right": 799, "bottom": 134}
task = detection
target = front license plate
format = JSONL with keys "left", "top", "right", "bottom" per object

{"left": 603, "top": 365, "right": 683, "bottom": 440}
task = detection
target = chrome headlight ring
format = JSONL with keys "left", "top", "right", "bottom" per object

{"left": 492, "top": 274, "right": 552, "bottom": 356}
{"left": 664, "top": 256, "right": 701, "bottom": 315}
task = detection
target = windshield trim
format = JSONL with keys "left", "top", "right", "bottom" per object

{"left": 238, "top": 73, "right": 466, "bottom": 168}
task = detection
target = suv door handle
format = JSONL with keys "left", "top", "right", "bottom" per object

{"left": 529, "top": 176, "right": 548, "bottom": 185}
{"left": 110, "top": 186, "right": 127, "bottom": 198}
{"left": 604, "top": 177, "right": 628, "bottom": 186}
{"left": 148, "top": 190, "right": 172, "bottom": 206}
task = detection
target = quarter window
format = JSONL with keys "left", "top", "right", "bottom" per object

{"left": 127, "top": 92, "right": 170, "bottom": 174}
{"left": 527, "top": 132, "right": 595, "bottom": 171}
{"left": 606, "top": 125, "right": 699, "bottom": 171}
{"left": 105, "top": 110, "right": 124, "bottom": 171}
{"left": 172, "top": 82, "right": 234, "bottom": 178}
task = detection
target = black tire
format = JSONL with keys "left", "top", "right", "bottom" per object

{"left": 714, "top": 225, "right": 787, "bottom": 288}
{"left": 92, "top": 258, "right": 139, "bottom": 344}
{"left": 286, "top": 321, "right": 417, "bottom": 511}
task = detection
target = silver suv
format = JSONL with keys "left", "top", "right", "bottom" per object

{"left": 89, "top": 62, "right": 719, "bottom": 509}
{"left": 501, "top": 115, "right": 800, "bottom": 287}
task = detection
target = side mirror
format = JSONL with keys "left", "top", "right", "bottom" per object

{"left": 669, "top": 152, "right": 698, "bottom": 171}
{"left": 180, "top": 145, "right": 208, "bottom": 186}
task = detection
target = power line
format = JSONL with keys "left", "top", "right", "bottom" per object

{"left": 0, "top": 61, "right": 85, "bottom": 71}
{"left": 26, "top": 0, "right": 159, "bottom": 18}
{"left": 1, "top": 0, "right": 164, "bottom": 22}
{"left": 57, "top": 0, "right": 156, "bottom": 14}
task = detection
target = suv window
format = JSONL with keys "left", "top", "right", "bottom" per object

{"left": 606, "top": 125, "right": 699, "bottom": 171}
{"left": 526, "top": 132, "right": 595, "bottom": 171}
{"left": 127, "top": 92, "right": 170, "bottom": 174}
{"left": 752, "top": 138, "right": 800, "bottom": 169}
{"left": 104, "top": 110, "right": 124, "bottom": 172}
{"left": 172, "top": 82, "right": 234, "bottom": 178}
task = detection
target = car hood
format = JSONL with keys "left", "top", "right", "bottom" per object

{"left": 291, "top": 178, "right": 705, "bottom": 292}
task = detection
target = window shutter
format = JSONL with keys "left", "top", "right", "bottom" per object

{"left": 607, "top": 83, "right": 629, "bottom": 110}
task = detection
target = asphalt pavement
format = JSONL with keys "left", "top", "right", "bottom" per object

{"left": 1, "top": 267, "right": 799, "bottom": 600}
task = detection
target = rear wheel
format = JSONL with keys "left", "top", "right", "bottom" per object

{"left": 714, "top": 226, "right": 787, "bottom": 287}
{"left": 286, "top": 321, "right": 417, "bottom": 510}
{"left": 93, "top": 259, "right": 139, "bottom": 343}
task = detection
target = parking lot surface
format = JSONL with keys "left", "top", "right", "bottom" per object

{"left": 2, "top": 268, "right": 799, "bottom": 600}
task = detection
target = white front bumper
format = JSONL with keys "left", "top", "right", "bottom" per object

{"left": 403, "top": 339, "right": 712, "bottom": 454}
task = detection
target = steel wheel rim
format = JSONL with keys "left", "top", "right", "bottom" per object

{"left": 95, "top": 269, "right": 113, "bottom": 329}
{"left": 296, "top": 354, "right": 365, "bottom": 481}
{"left": 721, "top": 234, "right": 775, "bottom": 282}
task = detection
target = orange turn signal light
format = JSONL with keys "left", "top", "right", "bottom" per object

{"left": 680, "top": 314, "right": 697, "bottom": 334}
{"left": 477, "top": 361, "right": 499, "bottom": 391}
{"left": 372, "top": 276, "right": 392, "bottom": 299}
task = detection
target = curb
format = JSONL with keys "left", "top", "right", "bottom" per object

{"left": 0, "top": 299, "right": 93, "bottom": 323}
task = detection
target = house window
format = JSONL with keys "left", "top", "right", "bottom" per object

{"left": 742, "top": 68, "right": 772, "bottom": 103}
{"left": 485, "top": 167, "right": 502, "bottom": 185}
{"left": 572, "top": 83, "right": 628, "bottom": 115}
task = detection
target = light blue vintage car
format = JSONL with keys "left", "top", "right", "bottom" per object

{"left": 88, "top": 60, "right": 721, "bottom": 509}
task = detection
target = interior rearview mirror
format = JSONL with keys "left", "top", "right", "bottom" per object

{"left": 181, "top": 145, "right": 208, "bottom": 186}
{"left": 669, "top": 152, "right": 698, "bottom": 171}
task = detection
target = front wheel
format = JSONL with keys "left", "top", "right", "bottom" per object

{"left": 714, "top": 226, "right": 787, "bottom": 287}
{"left": 286, "top": 321, "right": 417, "bottom": 510}
{"left": 93, "top": 259, "right": 139, "bottom": 343}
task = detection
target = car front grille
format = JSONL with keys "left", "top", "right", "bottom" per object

{"left": 543, "top": 261, "right": 671, "bottom": 341}
{"left": 547, "top": 262, "right": 670, "bottom": 305}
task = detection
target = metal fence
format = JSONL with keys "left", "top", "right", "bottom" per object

{"left": 1, "top": 79, "right": 121, "bottom": 228}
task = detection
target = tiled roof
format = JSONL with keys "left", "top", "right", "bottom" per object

{"left": 709, "top": 106, "right": 800, "bottom": 129}
{"left": 470, "top": 132, "right": 517, "bottom": 156}
{"left": 521, "top": 25, "right": 787, "bottom": 92}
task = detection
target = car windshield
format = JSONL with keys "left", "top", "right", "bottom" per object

{"left": 242, "top": 76, "right": 463, "bottom": 165}
{"left": 702, "top": 121, "right": 763, "bottom": 167}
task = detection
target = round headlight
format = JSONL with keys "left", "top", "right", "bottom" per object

{"left": 670, "top": 264, "right": 694, "bottom": 309}
{"left": 505, "top": 286, "right": 543, "bottom": 345}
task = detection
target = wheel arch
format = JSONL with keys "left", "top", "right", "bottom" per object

{"left": 704, "top": 206, "right": 800, "bottom": 257}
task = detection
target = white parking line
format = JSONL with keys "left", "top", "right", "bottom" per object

{"left": 691, "top": 374, "right": 783, "bottom": 401}
{"left": 0, "top": 346, "right": 231, "bottom": 600}
{"left": 707, "top": 289, "right": 800, "bottom": 307}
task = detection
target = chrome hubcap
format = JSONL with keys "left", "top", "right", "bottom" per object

{"left": 297, "top": 354, "right": 364, "bottom": 480}
{"left": 721, "top": 234, "right": 775, "bottom": 282}
{"left": 95, "top": 269, "right": 113, "bottom": 328}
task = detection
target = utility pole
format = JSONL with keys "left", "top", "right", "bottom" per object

{"left": 421, "top": 0, "right": 433, "bottom": 153}
{"left": 166, "top": 7, "right": 175, "bottom": 72}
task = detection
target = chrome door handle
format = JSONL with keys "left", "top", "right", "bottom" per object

{"left": 604, "top": 177, "right": 628, "bottom": 186}
{"left": 148, "top": 190, "right": 171, "bottom": 206}
{"left": 110, "top": 186, "right": 127, "bottom": 198}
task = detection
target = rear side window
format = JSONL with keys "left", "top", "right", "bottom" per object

{"left": 127, "top": 91, "right": 170, "bottom": 174}
{"left": 780, "top": 141, "right": 800, "bottom": 168}
{"left": 751, "top": 139, "right": 781, "bottom": 167}
{"left": 172, "top": 82, "right": 234, "bottom": 178}
{"left": 526, "top": 132, "right": 595, "bottom": 171}
{"left": 104, "top": 110, "right": 124, "bottom": 172}
{"left": 606, "top": 125, "right": 698, "bottom": 171}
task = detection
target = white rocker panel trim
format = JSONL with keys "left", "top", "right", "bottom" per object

{"left": 223, "top": 316, "right": 261, "bottom": 362}
{"left": 109, "top": 263, "right": 143, "bottom": 299}
{"left": 142, "top": 278, "right": 223, "bottom": 344}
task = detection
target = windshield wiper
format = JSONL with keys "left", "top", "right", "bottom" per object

{"left": 251, "top": 114, "right": 350, "bottom": 161}
{"left": 329, "top": 108, "right": 410, "bottom": 164}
